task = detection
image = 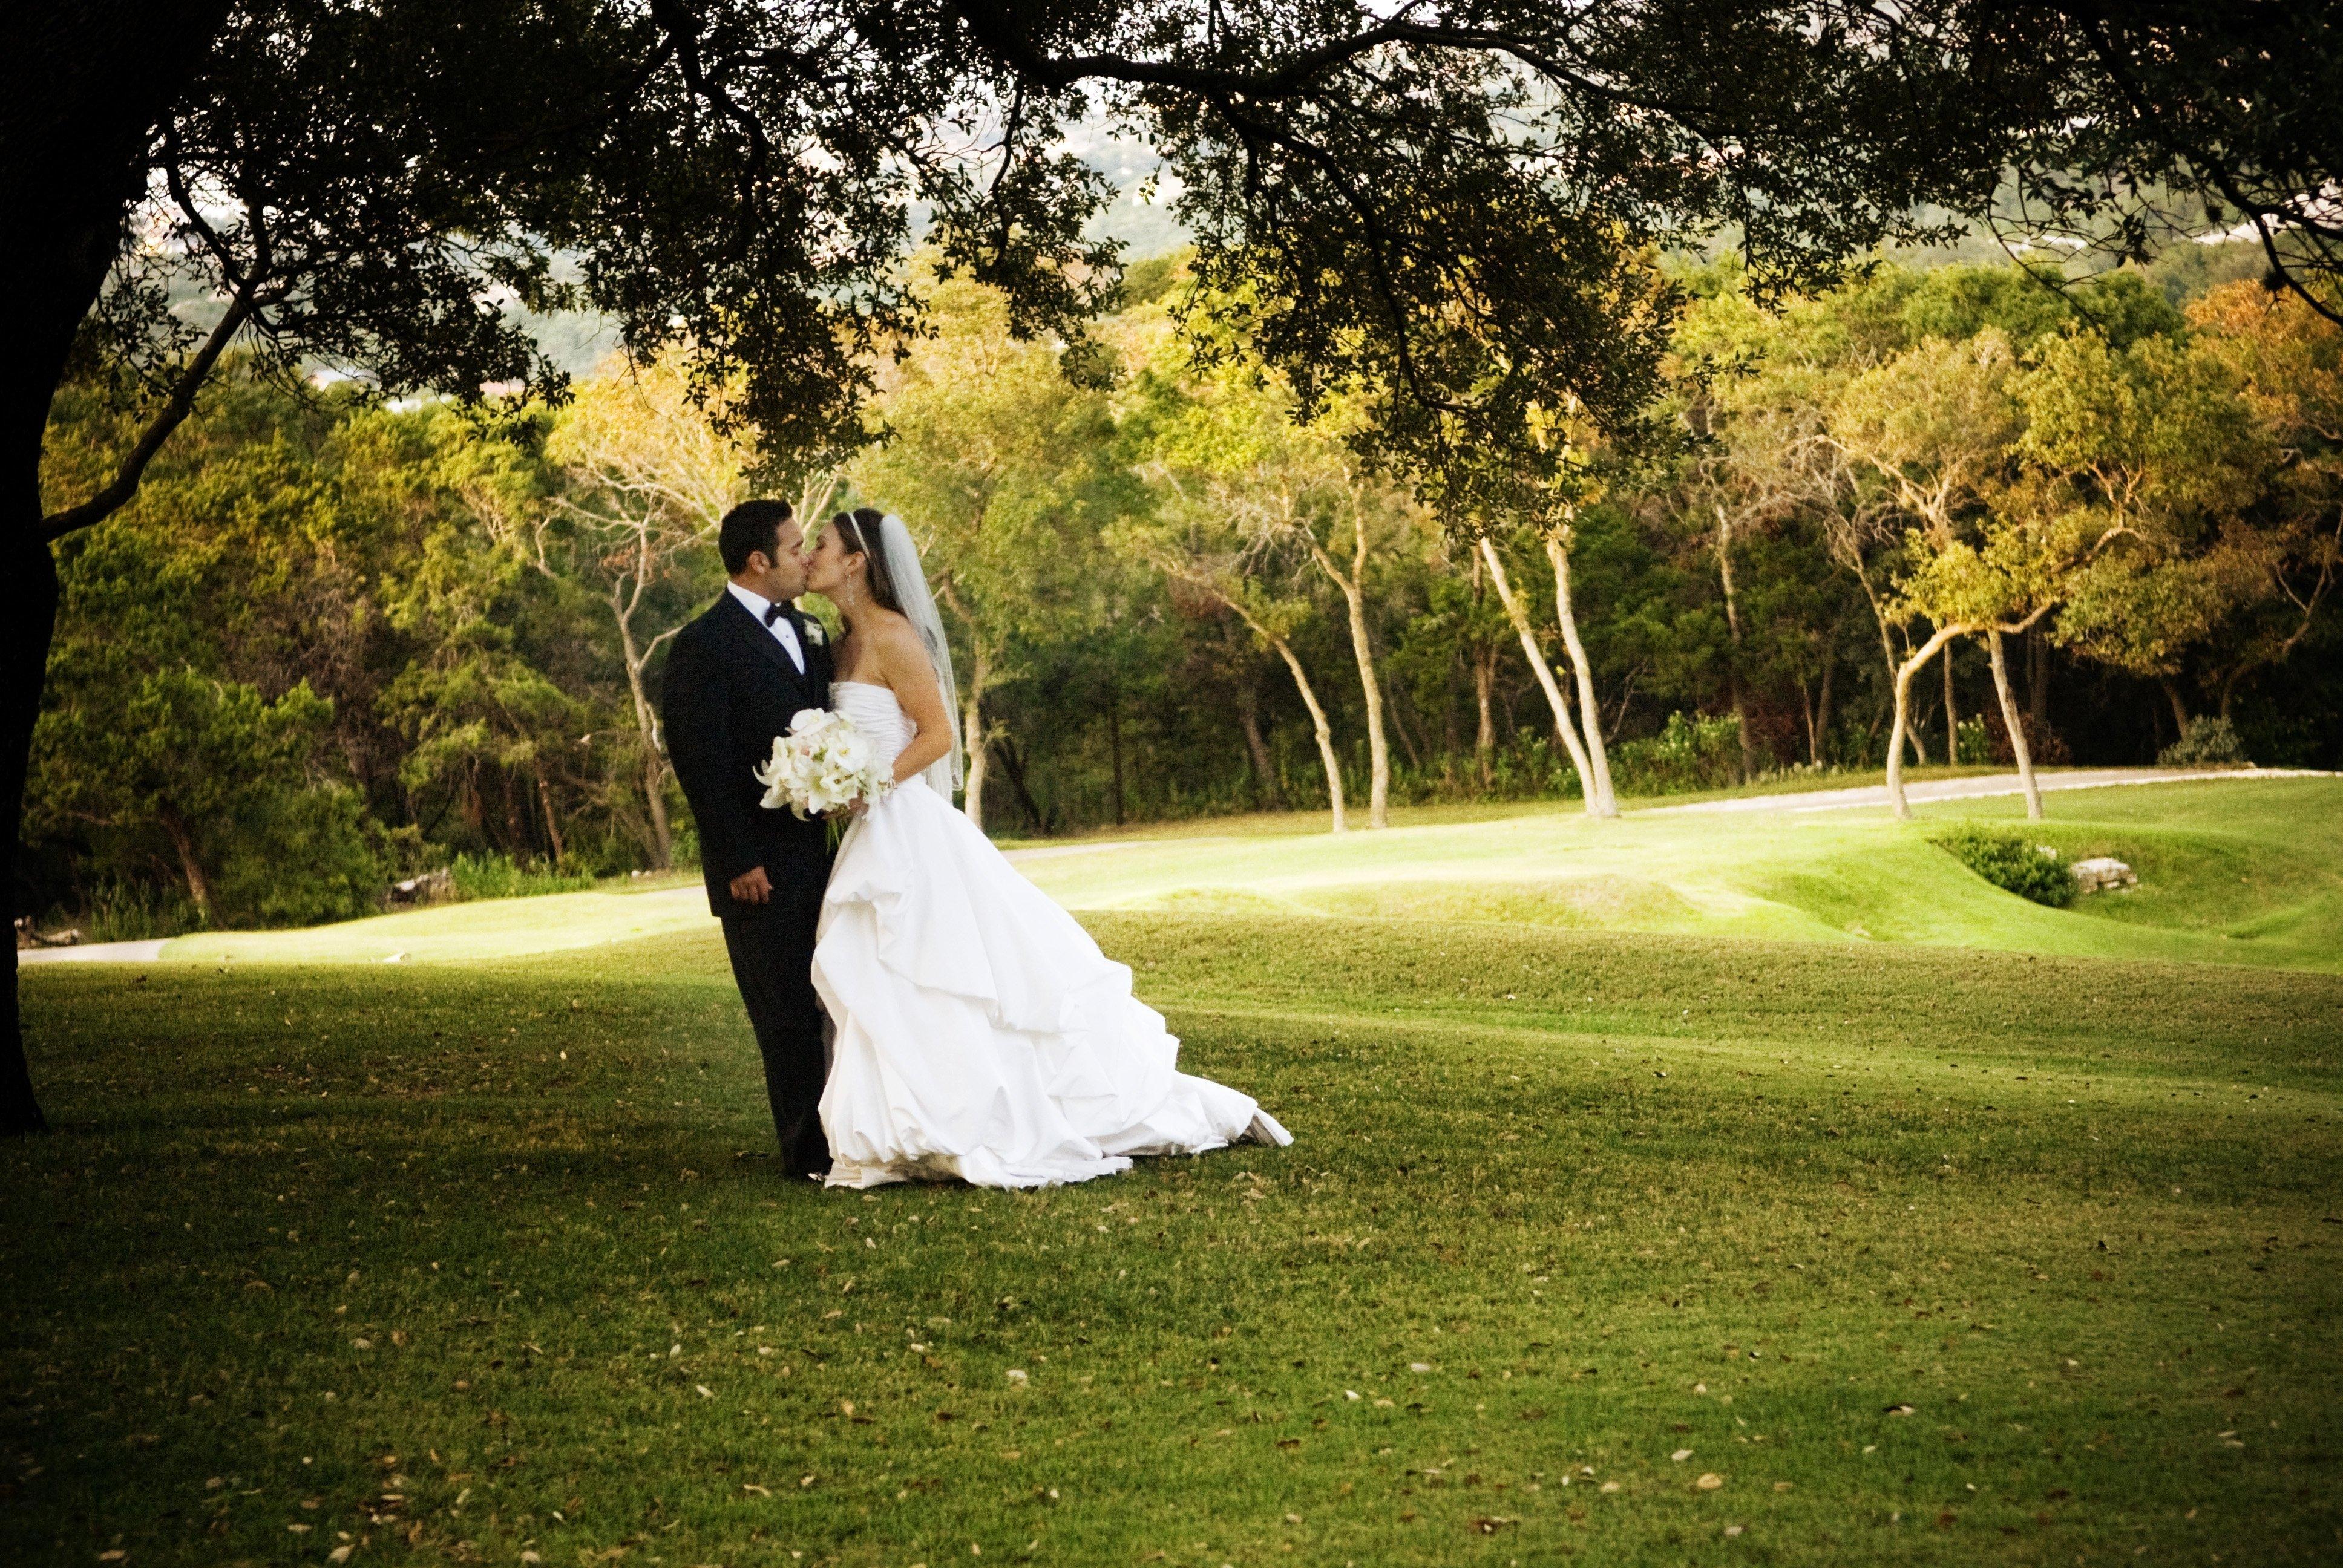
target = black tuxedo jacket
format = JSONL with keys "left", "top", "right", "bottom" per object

{"left": 662, "top": 592, "right": 836, "bottom": 920}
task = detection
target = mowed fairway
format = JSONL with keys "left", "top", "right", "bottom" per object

{"left": 8, "top": 779, "right": 2343, "bottom": 1566}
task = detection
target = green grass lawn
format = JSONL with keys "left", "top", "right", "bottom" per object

{"left": 9, "top": 777, "right": 2342, "bottom": 1565}
{"left": 143, "top": 777, "right": 2343, "bottom": 974}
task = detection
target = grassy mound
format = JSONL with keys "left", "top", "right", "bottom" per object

{"left": 10, "top": 914, "right": 2341, "bottom": 1565}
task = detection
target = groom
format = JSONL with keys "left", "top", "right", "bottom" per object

{"left": 663, "top": 499, "right": 836, "bottom": 1179}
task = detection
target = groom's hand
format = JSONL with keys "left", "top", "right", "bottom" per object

{"left": 728, "top": 866, "right": 773, "bottom": 906}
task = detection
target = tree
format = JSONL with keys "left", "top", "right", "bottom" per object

{"left": 2018, "top": 322, "right": 2282, "bottom": 733}
{"left": 1475, "top": 534, "right": 1606, "bottom": 815}
{"left": 1122, "top": 347, "right": 1360, "bottom": 831}
{"left": 848, "top": 274, "right": 1132, "bottom": 831}
{"left": 1832, "top": 331, "right": 2028, "bottom": 817}
{"left": 542, "top": 357, "right": 746, "bottom": 866}
{"left": 2177, "top": 283, "right": 2343, "bottom": 715}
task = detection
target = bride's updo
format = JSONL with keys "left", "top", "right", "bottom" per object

{"left": 829, "top": 507, "right": 908, "bottom": 615}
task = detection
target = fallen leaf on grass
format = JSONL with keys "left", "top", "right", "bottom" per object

{"left": 1672, "top": 1449, "right": 1693, "bottom": 1462}
{"left": 1696, "top": 1474, "right": 1724, "bottom": 1491}
{"left": 1884, "top": 1404, "right": 1916, "bottom": 1416}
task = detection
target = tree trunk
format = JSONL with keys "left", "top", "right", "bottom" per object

{"left": 1333, "top": 578, "right": 1389, "bottom": 829}
{"left": 1107, "top": 694, "right": 1126, "bottom": 826}
{"left": 961, "top": 642, "right": 991, "bottom": 831}
{"left": 1544, "top": 531, "right": 1616, "bottom": 814}
{"left": 156, "top": 800, "right": 219, "bottom": 926}
{"left": 615, "top": 615, "right": 673, "bottom": 867}
{"left": 1384, "top": 675, "right": 1427, "bottom": 772}
{"left": 1236, "top": 685, "right": 1285, "bottom": 809}
{"left": 1715, "top": 507, "right": 1760, "bottom": 784}
{"left": 1479, "top": 538, "right": 1600, "bottom": 812}
{"left": 1472, "top": 645, "right": 1497, "bottom": 790}
{"left": 1944, "top": 631, "right": 1960, "bottom": 766}
{"left": 2027, "top": 628, "right": 2048, "bottom": 734}
{"left": 1267, "top": 635, "right": 1346, "bottom": 832}
{"left": 993, "top": 735, "right": 1052, "bottom": 835}
{"left": 1, "top": 4, "right": 232, "bottom": 1133}
{"left": 1813, "top": 636, "right": 1837, "bottom": 766}
{"left": 1887, "top": 625, "right": 1962, "bottom": 819}
{"left": 2160, "top": 676, "right": 2191, "bottom": 733}
{"left": 641, "top": 757, "right": 673, "bottom": 867}
{"left": 1987, "top": 630, "right": 2042, "bottom": 820}
{"left": 536, "top": 769, "right": 568, "bottom": 864}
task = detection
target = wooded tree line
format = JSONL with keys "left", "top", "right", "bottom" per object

{"left": 26, "top": 250, "right": 2339, "bottom": 932}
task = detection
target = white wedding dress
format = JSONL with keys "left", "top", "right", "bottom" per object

{"left": 812, "top": 681, "right": 1292, "bottom": 1189}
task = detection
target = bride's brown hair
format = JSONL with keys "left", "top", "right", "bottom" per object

{"left": 828, "top": 508, "right": 908, "bottom": 615}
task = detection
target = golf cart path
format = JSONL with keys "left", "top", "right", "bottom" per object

{"left": 1643, "top": 765, "right": 2330, "bottom": 816}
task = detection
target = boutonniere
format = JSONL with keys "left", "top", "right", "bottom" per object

{"left": 802, "top": 619, "right": 827, "bottom": 647}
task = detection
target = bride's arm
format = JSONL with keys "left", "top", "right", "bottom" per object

{"left": 874, "top": 622, "right": 957, "bottom": 784}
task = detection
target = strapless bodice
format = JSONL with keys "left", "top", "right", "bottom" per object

{"left": 831, "top": 681, "right": 911, "bottom": 771}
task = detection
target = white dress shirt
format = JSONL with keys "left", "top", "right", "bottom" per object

{"left": 726, "top": 581, "right": 805, "bottom": 673}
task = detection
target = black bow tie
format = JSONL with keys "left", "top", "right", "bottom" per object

{"left": 764, "top": 602, "right": 790, "bottom": 627}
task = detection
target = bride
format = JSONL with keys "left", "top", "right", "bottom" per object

{"left": 798, "top": 508, "right": 1292, "bottom": 1189}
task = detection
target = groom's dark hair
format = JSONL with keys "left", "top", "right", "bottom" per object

{"left": 719, "top": 498, "right": 794, "bottom": 575}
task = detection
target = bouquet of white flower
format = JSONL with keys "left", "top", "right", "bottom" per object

{"left": 755, "top": 707, "right": 894, "bottom": 821}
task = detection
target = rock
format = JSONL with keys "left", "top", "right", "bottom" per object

{"left": 2069, "top": 856, "right": 2137, "bottom": 894}
{"left": 388, "top": 867, "right": 454, "bottom": 906}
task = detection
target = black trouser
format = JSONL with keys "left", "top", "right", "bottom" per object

{"left": 720, "top": 903, "right": 830, "bottom": 1178}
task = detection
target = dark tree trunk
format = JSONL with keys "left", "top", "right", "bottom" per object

{"left": 2160, "top": 676, "right": 2191, "bottom": 733}
{"left": 1944, "top": 633, "right": 1959, "bottom": 765}
{"left": 992, "top": 736, "right": 1052, "bottom": 835}
{"left": 1236, "top": 685, "right": 1284, "bottom": 810}
{"left": 535, "top": 769, "right": 566, "bottom": 864}
{"left": 0, "top": 2, "right": 231, "bottom": 1134}
{"left": 1814, "top": 644, "right": 1837, "bottom": 766}
{"left": 2026, "top": 629, "right": 2049, "bottom": 734}
{"left": 1106, "top": 698, "right": 1125, "bottom": 826}
{"left": 155, "top": 799, "right": 217, "bottom": 926}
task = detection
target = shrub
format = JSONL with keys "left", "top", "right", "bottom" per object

{"left": 1611, "top": 711, "right": 1744, "bottom": 796}
{"left": 449, "top": 853, "right": 599, "bottom": 901}
{"left": 1928, "top": 825, "right": 2076, "bottom": 907}
{"left": 2158, "top": 716, "right": 2249, "bottom": 768}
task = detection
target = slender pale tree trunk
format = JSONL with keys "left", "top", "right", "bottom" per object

{"left": 1473, "top": 645, "right": 1497, "bottom": 791}
{"left": 1305, "top": 511, "right": 1389, "bottom": 827}
{"left": 156, "top": 800, "right": 218, "bottom": 926}
{"left": 937, "top": 578, "right": 991, "bottom": 830}
{"left": 1480, "top": 538, "right": 1601, "bottom": 813}
{"left": 1715, "top": 506, "right": 1760, "bottom": 783}
{"left": 960, "top": 653, "right": 990, "bottom": 832}
{"left": 1987, "top": 629, "right": 2042, "bottom": 820}
{"left": 1887, "top": 624, "right": 1962, "bottom": 819}
{"left": 614, "top": 607, "right": 678, "bottom": 867}
{"left": 1544, "top": 529, "right": 1615, "bottom": 814}
{"left": 1853, "top": 561, "right": 1924, "bottom": 765}
{"left": 1263, "top": 635, "right": 1346, "bottom": 831}
{"left": 1184, "top": 576, "right": 1344, "bottom": 831}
